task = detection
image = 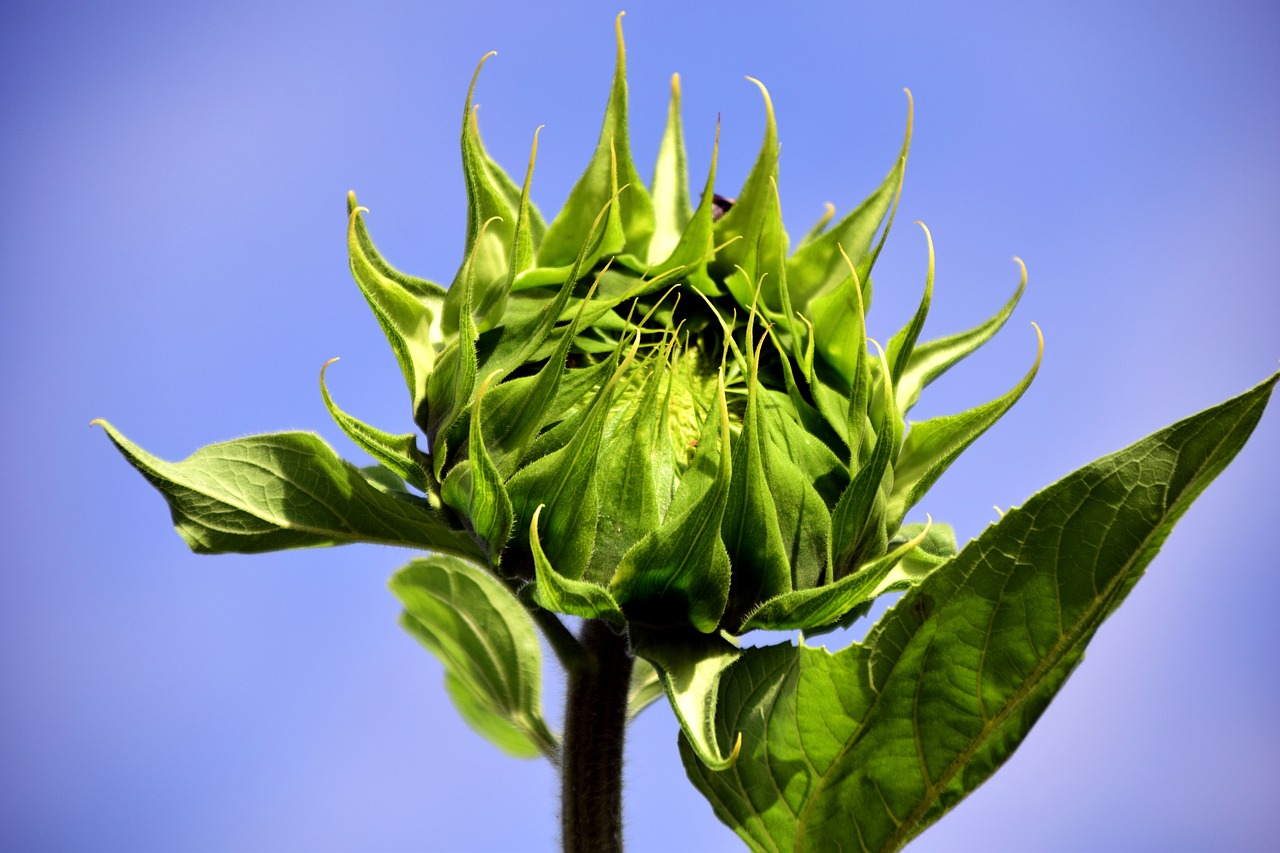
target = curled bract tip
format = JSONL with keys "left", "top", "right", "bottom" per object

{"left": 89, "top": 418, "right": 105, "bottom": 428}
{"left": 744, "top": 75, "right": 773, "bottom": 106}
{"left": 1030, "top": 321, "right": 1045, "bottom": 358}
{"left": 728, "top": 731, "right": 743, "bottom": 765}
{"left": 1012, "top": 256, "right": 1028, "bottom": 280}
{"left": 321, "top": 356, "right": 341, "bottom": 373}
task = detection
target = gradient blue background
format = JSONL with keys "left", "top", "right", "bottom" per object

{"left": 3, "top": 2, "right": 1278, "bottom": 850}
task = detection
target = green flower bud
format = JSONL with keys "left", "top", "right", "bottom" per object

{"left": 338, "top": 13, "right": 1041, "bottom": 642}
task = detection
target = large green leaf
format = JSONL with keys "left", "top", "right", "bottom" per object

{"left": 391, "top": 556, "right": 558, "bottom": 760}
{"left": 683, "top": 372, "right": 1277, "bottom": 852}
{"left": 94, "top": 421, "right": 483, "bottom": 560}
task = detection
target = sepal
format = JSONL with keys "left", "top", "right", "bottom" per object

{"left": 632, "top": 626, "right": 743, "bottom": 771}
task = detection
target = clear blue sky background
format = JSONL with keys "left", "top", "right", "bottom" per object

{"left": 3, "top": 2, "right": 1278, "bottom": 851}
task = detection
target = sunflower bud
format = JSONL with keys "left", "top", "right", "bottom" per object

{"left": 337, "top": 14, "right": 1039, "bottom": 654}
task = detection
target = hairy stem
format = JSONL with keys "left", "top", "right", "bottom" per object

{"left": 561, "top": 619, "right": 633, "bottom": 853}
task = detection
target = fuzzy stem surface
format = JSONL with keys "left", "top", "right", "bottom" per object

{"left": 561, "top": 619, "right": 633, "bottom": 853}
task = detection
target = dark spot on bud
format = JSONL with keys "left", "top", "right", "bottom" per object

{"left": 712, "top": 194, "right": 735, "bottom": 222}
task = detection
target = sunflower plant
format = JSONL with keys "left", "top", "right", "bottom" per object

{"left": 96, "top": 14, "right": 1276, "bottom": 852}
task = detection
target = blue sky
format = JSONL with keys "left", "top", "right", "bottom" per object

{"left": 2, "top": 1, "right": 1278, "bottom": 850}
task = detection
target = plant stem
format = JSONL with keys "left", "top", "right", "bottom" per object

{"left": 561, "top": 618, "right": 633, "bottom": 853}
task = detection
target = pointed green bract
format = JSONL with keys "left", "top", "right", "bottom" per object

{"left": 722, "top": 334, "right": 793, "bottom": 617}
{"left": 739, "top": 520, "right": 931, "bottom": 633}
{"left": 528, "top": 505, "right": 626, "bottom": 625}
{"left": 610, "top": 374, "right": 734, "bottom": 632}
{"left": 537, "top": 13, "right": 653, "bottom": 268}
{"left": 346, "top": 199, "right": 444, "bottom": 425}
{"left": 787, "top": 90, "right": 912, "bottom": 313}
{"left": 886, "top": 221, "right": 935, "bottom": 384}
{"left": 712, "top": 77, "right": 781, "bottom": 285}
{"left": 649, "top": 73, "right": 693, "bottom": 264}
{"left": 896, "top": 259, "right": 1026, "bottom": 416}
{"left": 320, "top": 358, "right": 431, "bottom": 494}
{"left": 887, "top": 323, "right": 1043, "bottom": 529}
{"left": 445, "top": 52, "right": 516, "bottom": 336}
{"left": 391, "top": 556, "right": 558, "bottom": 761}
{"left": 829, "top": 341, "right": 898, "bottom": 577}
{"left": 507, "top": 337, "right": 638, "bottom": 581}
{"left": 441, "top": 374, "right": 514, "bottom": 562}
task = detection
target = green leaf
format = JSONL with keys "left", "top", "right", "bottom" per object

{"left": 885, "top": 323, "right": 1043, "bottom": 529}
{"left": 609, "top": 374, "right": 734, "bottom": 633}
{"left": 632, "top": 626, "right": 742, "bottom": 771}
{"left": 528, "top": 505, "right": 626, "bottom": 625}
{"left": 683, "top": 371, "right": 1277, "bottom": 853}
{"left": 391, "top": 556, "right": 558, "bottom": 761}
{"left": 895, "top": 258, "right": 1026, "bottom": 416}
{"left": 648, "top": 72, "right": 693, "bottom": 264}
{"left": 537, "top": 12, "right": 653, "bottom": 267}
{"left": 94, "top": 421, "right": 483, "bottom": 560}
{"left": 319, "top": 358, "right": 431, "bottom": 494}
